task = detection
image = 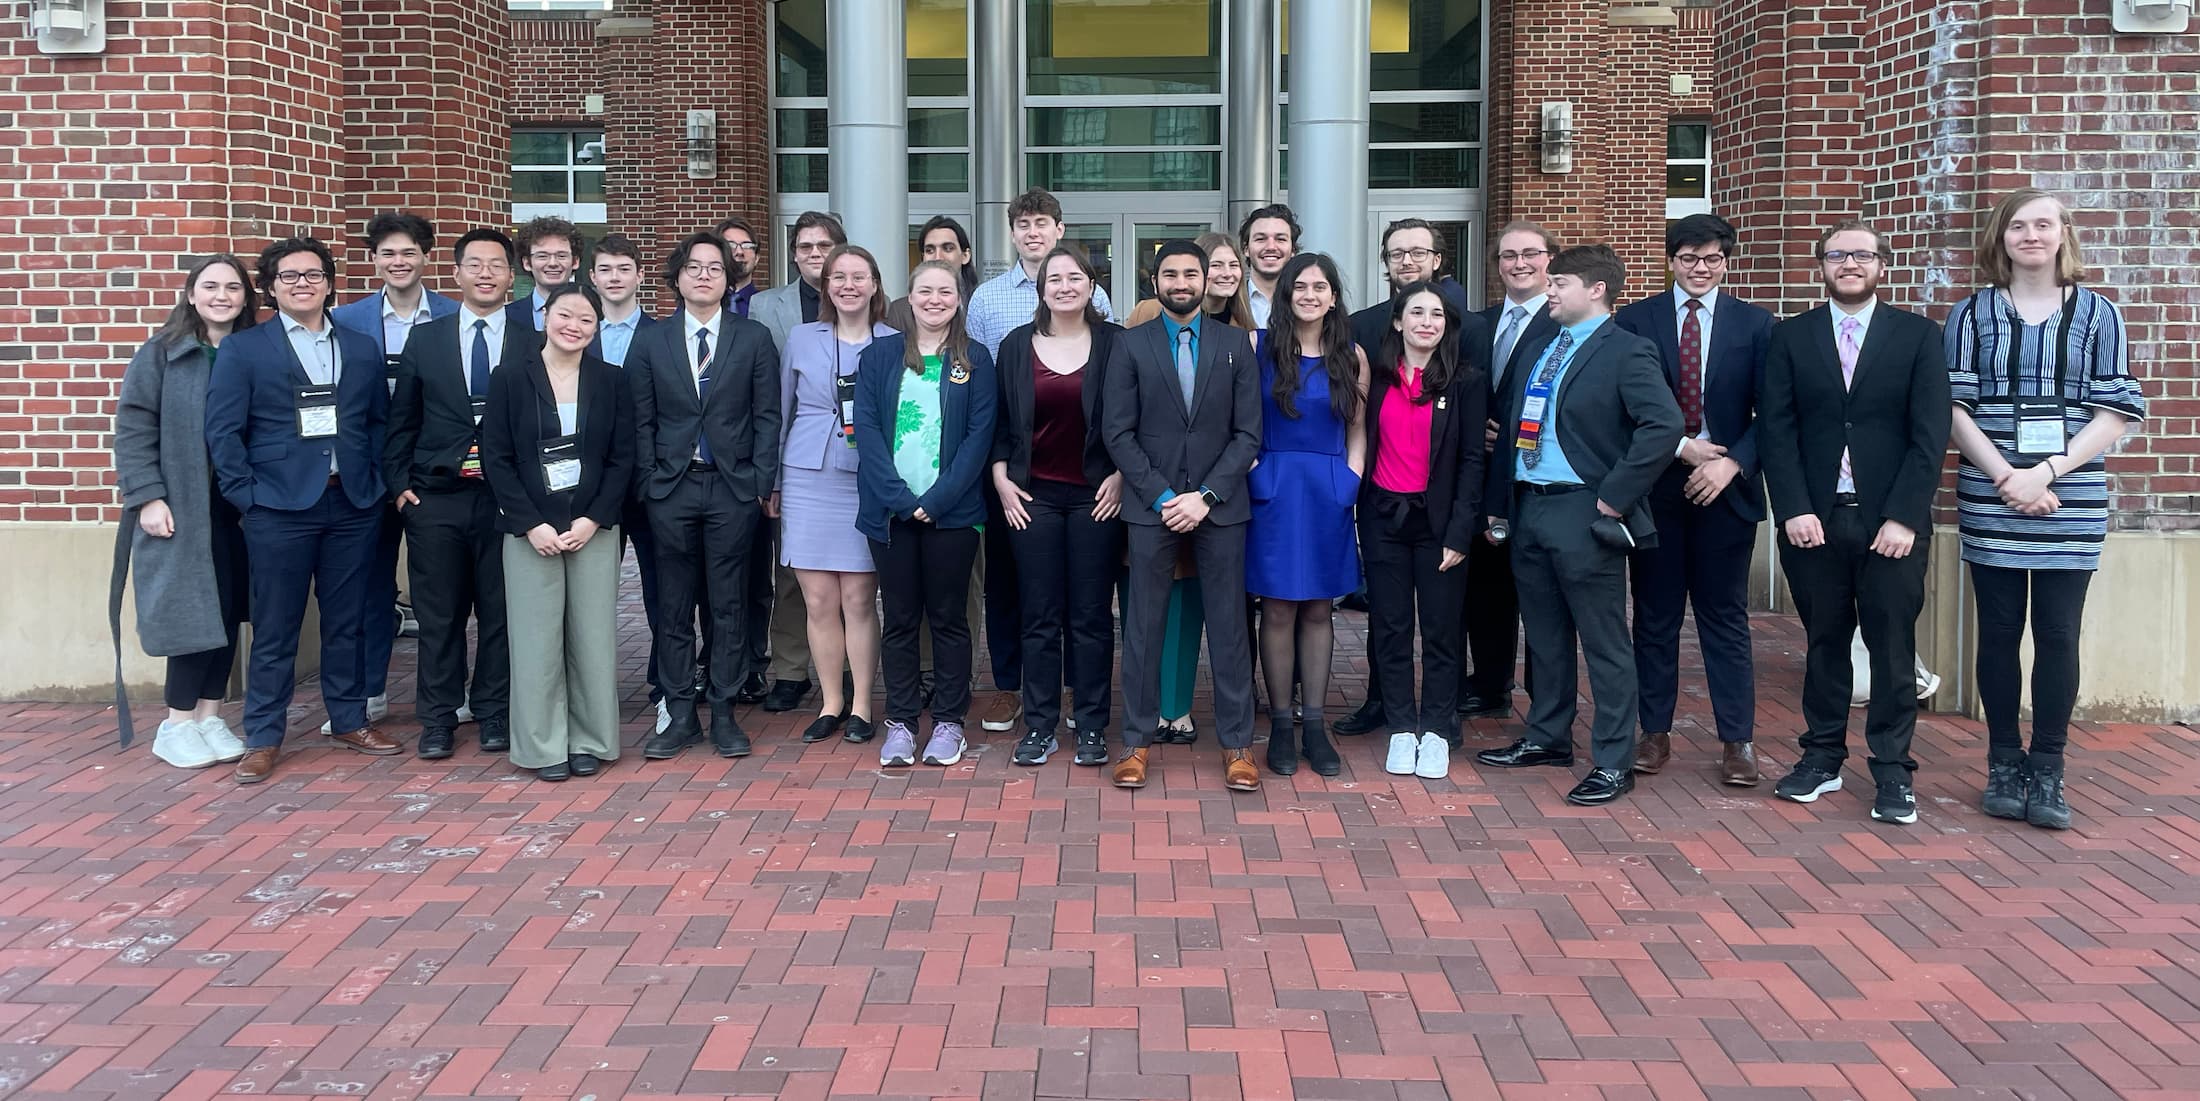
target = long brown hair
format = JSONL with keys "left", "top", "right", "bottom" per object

{"left": 899, "top": 259, "right": 974, "bottom": 375}
{"left": 1030, "top": 246, "right": 1106, "bottom": 335}
{"left": 153, "top": 254, "right": 259, "bottom": 350}
{"left": 1195, "top": 231, "right": 1255, "bottom": 329}
{"left": 1976, "top": 188, "right": 2085, "bottom": 287}
{"left": 1375, "top": 282, "right": 1469, "bottom": 404}
{"left": 821, "top": 243, "right": 890, "bottom": 327}
{"left": 1266, "top": 253, "right": 1361, "bottom": 423}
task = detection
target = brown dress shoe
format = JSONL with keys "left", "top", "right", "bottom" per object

{"left": 327, "top": 725, "right": 404, "bottom": 756}
{"left": 1633, "top": 731, "right": 1672, "bottom": 774}
{"left": 234, "top": 747, "right": 279, "bottom": 784}
{"left": 1111, "top": 747, "right": 1150, "bottom": 788}
{"left": 1223, "top": 748, "right": 1260, "bottom": 792}
{"left": 1721, "top": 741, "right": 1761, "bottom": 786}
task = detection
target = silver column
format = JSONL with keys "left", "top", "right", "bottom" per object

{"left": 1224, "top": 0, "right": 1277, "bottom": 232}
{"left": 1285, "top": 0, "right": 1370, "bottom": 269}
{"left": 972, "top": 0, "right": 1021, "bottom": 279}
{"left": 828, "top": 0, "right": 909, "bottom": 289}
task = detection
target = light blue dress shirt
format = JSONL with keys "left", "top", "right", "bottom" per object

{"left": 1515, "top": 314, "right": 1611, "bottom": 486}
{"left": 597, "top": 309, "right": 641, "bottom": 366}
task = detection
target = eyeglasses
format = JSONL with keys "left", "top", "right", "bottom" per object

{"left": 794, "top": 241, "right": 837, "bottom": 254}
{"left": 460, "top": 259, "right": 510, "bottom": 274}
{"left": 727, "top": 241, "right": 759, "bottom": 254}
{"left": 1496, "top": 248, "right": 1550, "bottom": 263}
{"left": 273, "top": 270, "right": 329, "bottom": 286}
{"left": 1821, "top": 249, "right": 1885, "bottom": 265}
{"left": 1385, "top": 247, "right": 1437, "bottom": 264}
{"left": 529, "top": 251, "right": 574, "bottom": 264}
{"left": 1672, "top": 252, "right": 1727, "bottom": 269}
{"left": 683, "top": 262, "right": 729, "bottom": 278}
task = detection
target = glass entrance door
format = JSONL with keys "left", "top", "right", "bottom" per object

{"left": 1062, "top": 211, "right": 1221, "bottom": 314}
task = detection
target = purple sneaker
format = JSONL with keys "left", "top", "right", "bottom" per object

{"left": 880, "top": 720, "right": 918, "bottom": 768}
{"left": 922, "top": 721, "right": 967, "bottom": 766}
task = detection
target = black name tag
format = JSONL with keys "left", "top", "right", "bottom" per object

{"left": 463, "top": 397, "right": 489, "bottom": 479}
{"left": 2012, "top": 395, "right": 2067, "bottom": 457}
{"left": 540, "top": 434, "right": 581, "bottom": 493}
{"left": 836, "top": 373, "right": 858, "bottom": 448}
{"left": 296, "top": 385, "right": 338, "bottom": 439}
{"left": 384, "top": 353, "right": 402, "bottom": 397}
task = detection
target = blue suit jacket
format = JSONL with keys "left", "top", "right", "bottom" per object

{"left": 329, "top": 289, "right": 461, "bottom": 354}
{"left": 1613, "top": 288, "right": 1774, "bottom": 523}
{"left": 205, "top": 315, "right": 389, "bottom": 513}
{"left": 852, "top": 333, "right": 997, "bottom": 541}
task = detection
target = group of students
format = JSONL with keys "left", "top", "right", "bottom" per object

{"left": 112, "top": 184, "right": 2143, "bottom": 828}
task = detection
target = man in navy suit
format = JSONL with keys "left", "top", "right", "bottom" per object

{"left": 506, "top": 215, "right": 583, "bottom": 335}
{"left": 1612, "top": 214, "right": 1775, "bottom": 787}
{"left": 330, "top": 211, "right": 460, "bottom": 731}
{"left": 205, "top": 237, "right": 402, "bottom": 783}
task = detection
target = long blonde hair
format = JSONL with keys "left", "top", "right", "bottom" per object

{"left": 1976, "top": 188, "right": 2085, "bottom": 287}
{"left": 1196, "top": 231, "right": 1255, "bottom": 328}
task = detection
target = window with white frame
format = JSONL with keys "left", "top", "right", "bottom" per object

{"left": 507, "top": 1, "right": 612, "bottom": 11}
{"left": 1666, "top": 121, "right": 1711, "bottom": 221}
{"left": 511, "top": 129, "right": 607, "bottom": 224}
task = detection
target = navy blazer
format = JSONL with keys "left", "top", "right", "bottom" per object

{"left": 1613, "top": 288, "right": 1775, "bottom": 523}
{"left": 204, "top": 314, "right": 388, "bottom": 513}
{"left": 330, "top": 289, "right": 462, "bottom": 355}
{"left": 853, "top": 333, "right": 997, "bottom": 540}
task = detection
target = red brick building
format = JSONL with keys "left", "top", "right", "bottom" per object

{"left": 2, "top": 0, "right": 2194, "bottom": 717}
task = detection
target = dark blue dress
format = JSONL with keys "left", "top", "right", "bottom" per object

{"left": 1246, "top": 345, "right": 1360, "bottom": 600}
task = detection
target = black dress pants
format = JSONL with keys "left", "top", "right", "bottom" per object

{"left": 1461, "top": 528, "right": 1523, "bottom": 700}
{"left": 1778, "top": 504, "right": 1929, "bottom": 783}
{"left": 647, "top": 472, "right": 758, "bottom": 709}
{"left": 872, "top": 519, "right": 979, "bottom": 724}
{"left": 1629, "top": 476, "right": 1759, "bottom": 742}
{"left": 404, "top": 483, "right": 508, "bottom": 728}
{"left": 1362, "top": 489, "right": 1467, "bottom": 736}
{"left": 983, "top": 492, "right": 1023, "bottom": 691}
{"left": 1007, "top": 479, "right": 1123, "bottom": 739}
{"left": 1970, "top": 562, "right": 2091, "bottom": 761}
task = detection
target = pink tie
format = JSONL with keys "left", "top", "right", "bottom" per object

{"left": 1838, "top": 316, "right": 1860, "bottom": 490}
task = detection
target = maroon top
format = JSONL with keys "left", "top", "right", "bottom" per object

{"left": 1031, "top": 356, "right": 1088, "bottom": 485}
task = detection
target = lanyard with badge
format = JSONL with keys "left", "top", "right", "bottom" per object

{"left": 462, "top": 397, "right": 488, "bottom": 479}
{"left": 1978, "top": 286, "right": 2077, "bottom": 458}
{"left": 295, "top": 330, "right": 343, "bottom": 439}
{"left": 1513, "top": 342, "right": 1569, "bottom": 457}
{"left": 539, "top": 434, "right": 581, "bottom": 494}
{"left": 384, "top": 354, "right": 403, "bottom": 398}
{"left": 834, "top": 338, "right": 859, "bottom": 448}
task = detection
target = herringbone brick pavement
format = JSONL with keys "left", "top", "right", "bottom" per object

{"left": 1, "top": 558, "right": 2196, "bottom": 1100}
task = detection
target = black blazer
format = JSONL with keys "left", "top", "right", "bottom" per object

{"left": 1613, "top": 288, "right": 1776, "bottom": 523}
{"left": 384, "top": 311, "right": 536, "bottom": 496}
{"left": 1485, "top": 319, "right": 1685, "bottom": 544}
{"left": 480, "top": 353, "right": 634, "bottom": 535}
{"left": 628, "top": 310, "right": 782, "bottom": 503}
{"left": 991, "top": 321, "right": 1123, "bottom": 489}
{"left": 1359, "top": 359, "right": 1489, "bottom": 553}
{"left": 586, "top": 308, "right": 656, "bottom": 363}
{"left": 1760, "top": 302, "right": 1951, "bottom": 533}
{"left": 1479, "top": 298, "right": 1562, "bottom": 396}
{"left": 1348, "top": 275, "right": 1490, "bottom": 380}
{"left": 1102, "top": 315, "right": 1263, "bottom": 527}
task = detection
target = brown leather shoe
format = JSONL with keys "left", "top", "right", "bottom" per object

{"left": 1633, "top": 731, "right": 1672, "bottom": 775}
{"left": 1223, "top": 748, "right": 1260, "bottom": 792}
{"left": 1721, "top": 741, "right": 1761, "bottom": 786}
{"left": 1111, "top": 747, "right": 1150, "bottom": 788}
{"left": 327, "top": 725, "right": 404, "bottom": 756}
{"left": 234, "top": 747, "right": 279, "bottom": 784}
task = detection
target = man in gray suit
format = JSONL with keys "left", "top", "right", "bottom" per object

{"left": 1103, "top": 240, "right": 1265, "bottom": 793}
{"left": 1477, "top": 244, "right": 1683, "bottom": 807}
{"left": 748, "top": 210, "right": 847, "bottom": 712}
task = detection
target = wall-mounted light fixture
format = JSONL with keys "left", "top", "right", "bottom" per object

{"left": 30, "top": 0, "right": 106, "bottom": 54}
{"left": 2114, "top": 0, "right": 2191, "bottom": 33}
{"left": 1539, "top": 102, "right": 1575, "bottom": 174}
{"left": 686, "top": 110, "right": 717, "bottom": 180}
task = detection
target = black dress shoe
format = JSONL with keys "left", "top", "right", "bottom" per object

{"left": 1333, "top": 696, "right": 1384, "bottom": 736}
{"left": 842, "top": 715, "right": 875, "bottom": 744}
{"left": 1476, "top": 738, "right": 1575, "bottom": 768}
{"left": 1155, "top": 720, "right": 1197, "bottom": 745}
{"left": 478, "top": 718, "right": 510, "bottom": 754}
{"left": 538, "top": 762, "right": 571, "bottom": 782}
{"left": 1301, "top": 719, "right": 1342, "bottom": 777}
{"left": 417, "top": 726, "right": 455, "bottom": 760}
{"left": 568, "top": 753, "right": 600, "bottom": 777}
{"left": 801, "top": 711, "right": 847, "bottom": 743}
{"left": 1265, "top": 720, "right": 1299, "bottom": 777}
{"left": 710, "top": 708, "right": 752, "bottom": 758}
{"left": 1565, "top": 767, "right": 1634, "bottom": 806}
{"left": 762, "top": 678, "right": 812, "bottom": 713}
{"left": 645, "top": 704, "right": 700, "bottom": 759}
{"left": 1457, "top": 691, "right": 1513, "bottom": 721}
{"left": 735, "top": 672, "right": 770, "bottom": 704}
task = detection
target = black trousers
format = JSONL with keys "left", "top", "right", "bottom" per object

{"left": 1778, "top": 504, "right": 1929, "bottom": 782}
{"left": 1007, "top": 479, "right": 1123, "bottom": 738}
{"left": 1629, "top": 475, "right": 1759, "bottom": 742}
{"left": 404, "top": 483, "right": 508, "bottom": 727}
{"left": 165, "top": 494, "right": 249, "bottom": 710}
{"left": 983, "top": 492, "right": 1022, "bottom": 691}
{"left": 872, "top": 519, "right": 979, "bottom": 724}
{"left": 362, "top": 501, "right": 402, "bottom": 698}
{"left": 648, "top": 473, "right": 759, "bottom": 709}
{"left": 1362, "top": 489, "right": 1468, "bottom": 736}
{"left": 745, "top": 513, "right": 775, "bottom": 678}
{"left": 624, "top": 496, "right": 712, "bottom": 703}
{"left": 1513, "top": 487, "right": 1637, "bottom": 771}
{"left": 1970, "top": 562, "right": 2091, "bottom": 761}
{"left": 1122, "top": 520, "right": 1256, "bottom": 750}
{"left": 1461, "top": 526, "right": 1523, "bottom": 700}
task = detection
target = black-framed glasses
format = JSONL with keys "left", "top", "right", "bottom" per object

{"left": 273, "top": 270, "right": 329, "bottom": 286}
{"left": 1821, "top": 249, "right": 1885, "bottom": 265}
{"left": 683, "top": 262, "right": 729, "bottom": 278}
{"left": 1672, "top": 253, "right": 1727, "bottom": 269}
{"left": 1496, "top": 248, "right": 1549, "bottom": 263}
{"left": 1384, "top": 247, "right": 1436, "bottom": 264}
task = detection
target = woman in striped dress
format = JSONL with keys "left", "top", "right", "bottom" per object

{"left": 1946, "top": 188, "right": 2146, "bottom": 831}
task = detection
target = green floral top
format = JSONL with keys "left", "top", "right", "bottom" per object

{"left": 892, "top": 353, "right": 945, "bottom": 497}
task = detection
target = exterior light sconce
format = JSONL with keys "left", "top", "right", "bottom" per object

{"left": 2114, "top": 0, "right": 2191, "bottom": 32}
{"left": 30, "top": 0, "right": 106, "bottom": 54}
{"left": 686, "top": 110, "right": 718, "bottom": 180}
{"left": 1539, "top": 101, "right": 1575, "bottom": 174}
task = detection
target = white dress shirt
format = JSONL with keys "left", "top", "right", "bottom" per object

{"left": 1673, "top": 285, "right": 1718, "bottom": 446}
{"left": 683, "top": 307, "right": 724, "bottom": 390}
{"left": 1248, "top": 282, "right": 1274, "bottom": 329}
{"left": 280, "top": 313, "right": 341, "bottom": 473}
{"left": 1491, "top": 292, "right": 1548, "bottom": 388}
{"left": 1829, "top": 296, "right": 1877, "bottom": 493}
{"left": 380, "top": 291, "right": 436, "bottom": 355}
{"left": 457, "top": 304, "right": 508, "bottom": 381}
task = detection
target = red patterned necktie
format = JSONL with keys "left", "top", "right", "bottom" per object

{"left": 1677, "top": 298, "right": 1704, "bottom": 435}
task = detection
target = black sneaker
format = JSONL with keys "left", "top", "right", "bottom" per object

{"left": 1774, "top": 763, "right": 1844, "bottom": 803}
{"left": 1012, "top": 729, "right": 1058, "bottom": 766}
{"left": 761, "top": 678, "right": 812, "bottom": 713}
{"left": 1981, "top": 755, "right": 2029, "bottom": 820}
{"left": 477, "top": 717, "right": 510, "bottom": 754}
{"left": 1073, "top": 729, "right": 1108, "bottom": 766}
{"left": 1870, "top": 780, "right": 1918, "bottom": 825}
{"left": 2025, "top": 760, "right": 2071, "bottom": 830}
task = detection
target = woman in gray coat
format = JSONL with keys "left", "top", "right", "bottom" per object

{"left": 112, "top": 254, "right": 258, "bottom": 769}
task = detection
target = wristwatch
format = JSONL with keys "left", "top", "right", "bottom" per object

{"left": 1199, "top": 487, "right": 1222, "bottom": 508}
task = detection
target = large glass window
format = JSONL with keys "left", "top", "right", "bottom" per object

{"left": 511, "top": 129, "right": 606, "bottom": 223}
{"left": 772, "top": 0, "right": 971, "bottom": 197}
{"left": 1026, "top": 0, "right": 1221, "bottom": 95}
{"left": 1667, "top": 120, "right": 1711, "bottom": 221}
{"left": 1280, "top": 0, "right": 1486, "bottom": 194}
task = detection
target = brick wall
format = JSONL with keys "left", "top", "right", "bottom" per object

{"left": 510, "top": 15, "right": 598, "bottom": 124}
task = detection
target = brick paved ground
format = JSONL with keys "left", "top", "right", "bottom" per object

{"left": 3, "top": 562, "right": 2197, "bottom": 1100}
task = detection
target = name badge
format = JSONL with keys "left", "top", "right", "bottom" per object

{"left": 835, "top": 373, "right": 858, "bottom": 448}
{"left": 296, "top": 385, "right": 338, "bottom": 439}
{"left": 462, "top": 397, "right": 489, "bottom": 479}
{"left": 540, "top": 434, "right": 581, "bottom": 494}
{"left": 1515, "top": 394, "right": 1548, "bottom": 452}
{"left": 384, "top": 354, "right": 403, "bottom": 397}
{"left": 2012, "top": 395, "right": 2067, "bottom": 457}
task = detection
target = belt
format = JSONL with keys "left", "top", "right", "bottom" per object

{"left": 1833, "top": 492, "right": 1860, "bottom": 507}
{"left": 327, "top": 473, "right": 343, "bottom": 487}
{"left": 688, "top": 460, "right": 717, "bottom": 472}
{"left": 1521, "top": 481, "right": 1587, "bottom": 496}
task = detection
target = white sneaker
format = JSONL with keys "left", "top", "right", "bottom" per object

{"left": 321, "top": 691, "right": 393, "bottom": 735}
{"left": 1415, "top": 733, "right": 1450, "bottom": 780}
{"left": 655, "top": 698, "right": 673, "bottom": 735}
{"left": 1385, "top": 732, "right": 1419, "bottom": 775}
{"left": 152, "top": 719, "right": 219, "bottom": 769}
{"left": 193, "top": 716, "right": 247, "bottom": 763}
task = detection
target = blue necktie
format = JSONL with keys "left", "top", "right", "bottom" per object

{"left": 695, "top": 327, "right": 715, "bottom": 465}
{"left": 1175, "top": 327, "right": 1196, "bottom": 409}
{"left": 469, "top": 318, "right": 490, "bottom": 396}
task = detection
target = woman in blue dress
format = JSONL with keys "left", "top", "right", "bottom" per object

{"left": 1247, "top": 252, "right": 1367, "bottom": 778}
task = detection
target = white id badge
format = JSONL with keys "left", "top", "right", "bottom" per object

{"left": 296, "top": 385, "right": 338, "bottom": 439}
{"left": 540, "top": 435, "right": 581, "bottom": 493}
{"left": 1520, "top": 395, "right": 1548, "bottom": 423}
{"left": 2013, "top": 396, "right": 2067, "bottom": 457}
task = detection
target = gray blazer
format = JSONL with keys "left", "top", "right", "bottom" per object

{"left": 112, "top": 335, "right": 232, "bottom": 657}
{"left": 1101, "top": 316, "right": 1263, "bottom": 527}
{"left": 751, "top": 282, "right": 803, "bottom": 355}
